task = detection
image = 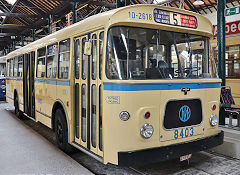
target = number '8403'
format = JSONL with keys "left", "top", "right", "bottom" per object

{"left": 174, "top": 127, "right": 193, "bottom": 139}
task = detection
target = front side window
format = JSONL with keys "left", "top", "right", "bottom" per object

{"left": 47, "top": 43, "right": 58, "bottom": 78}
{"left": 59, "top": 39, "right": 70, "bottom": 79}
{"left": 37, "top": 47, "right": 46, "bottom": 78}
{"left": 18, "top": 55, "right": 23, "bottom": 77}
{"left": 106, "top": 27, "right": 217, "bottom": 80}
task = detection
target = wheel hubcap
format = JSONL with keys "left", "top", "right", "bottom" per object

{"left": 57, "top": 120, "right": 63, "bottom": 145}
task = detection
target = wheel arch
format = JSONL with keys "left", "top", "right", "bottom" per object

{"left": 51, "top": 99, "right": 70, "bottom": 143}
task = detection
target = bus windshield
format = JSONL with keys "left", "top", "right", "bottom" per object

{"left": 106, "top": 26, "right": 218, "bottom": 80}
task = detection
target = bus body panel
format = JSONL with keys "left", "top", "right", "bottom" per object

{"left": 102, "top": 80, "right": 221, "bottom": 164}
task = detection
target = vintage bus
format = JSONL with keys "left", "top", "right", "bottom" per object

{"left": 6, "top": 4, "right": 223, "bottom": 166}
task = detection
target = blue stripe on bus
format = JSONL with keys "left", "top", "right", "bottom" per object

{"left": 6, "top": 78, "right": 70, "bottom": 86}
{"left": 103, "top": 83, "right": 221, "bottom": 91}
{"left": 35, "top": 79, "right": 70, "bottom": 86}
{"left": 6, "top": 78, "right": 23, "bottom": 81}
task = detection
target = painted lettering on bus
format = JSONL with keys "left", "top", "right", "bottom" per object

{"left": 106, "top": 96, "right": 120, "bottom": 104}
{"left": 128, "top": 11, "right": 153, "bottom": 21}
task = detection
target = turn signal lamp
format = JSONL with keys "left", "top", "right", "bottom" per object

{"left": 144, "top": 111, "right": 151, "bottom": 119}
{"left": 212, "top": 104, "right": 216, "bottom": 111}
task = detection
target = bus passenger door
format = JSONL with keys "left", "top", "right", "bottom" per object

{"left": 74, "top": 35, "right": 89, "bottom": 149}
{"left": 23, "top": 52, "right": 35, "bottom": 119}
{"left": 74, "top": 31, "right": 103, "bottom": 157}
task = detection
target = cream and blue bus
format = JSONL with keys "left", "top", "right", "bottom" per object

{"left": 6, "top": 4, "right": 223, "bottom": 166}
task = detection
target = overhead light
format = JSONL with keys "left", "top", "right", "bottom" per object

{"left": 193, "top": 0, "right": 204, "bottom": 5}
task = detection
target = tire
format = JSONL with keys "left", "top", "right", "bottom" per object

{"left": 14, "top": 96, "right": 22, "bottom": 119}
{"left": 55, "top": 109, "right": 74, "bottom": 153}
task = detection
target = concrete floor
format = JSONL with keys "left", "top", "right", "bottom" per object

{"left": 0, "top": 102, "right": 93, "bottom": 175}
{"left": 1, "top": 101, "right": 240, "bottom": 175}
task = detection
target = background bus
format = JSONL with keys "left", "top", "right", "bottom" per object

{"left": 6, "top": 5, "right": 223, "bottom": 166}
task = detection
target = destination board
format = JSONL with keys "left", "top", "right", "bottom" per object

{"left": 153, "top": 9, "right": 197, "bottom": 29}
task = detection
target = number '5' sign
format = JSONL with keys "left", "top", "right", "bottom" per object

{"left": 173, "top": 13, "right": 178, "bottom": 25}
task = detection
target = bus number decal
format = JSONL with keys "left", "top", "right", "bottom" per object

{"left": 174, "top": 127, "right": 193, "bottom": 139}
{"left": 128, "top": 11, "right": 152, "bottom": 21}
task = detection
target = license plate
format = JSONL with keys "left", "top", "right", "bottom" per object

{"left": 180, "top": 154, "right": 192, "bottom": 161}
{"left": 174, "top": 127, "right": 194, "bottom": 139}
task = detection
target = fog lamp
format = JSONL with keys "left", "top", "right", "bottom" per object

{"left": 119, "top": 111, "right": 130, "bottom": 121}
{"left": 210, "top": 114, "right": 218, "bottom": 126}
{"left": 140, "top": 123, "right": 154, "bottom": 139}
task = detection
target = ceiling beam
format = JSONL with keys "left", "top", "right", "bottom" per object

{"left": 21, "top": 0, "right": 46, "bottom": 17}
{"left": 0, "top": 33, "right": 18, "bottom": 37}
{"left": 0, "top": 13, "right": 39, "bottom": 18}
{"left": 89, "top": 1, "right": 116, "bottom": 8}
{"left": 0, "top": 25, "right": 31, "bottom": 29}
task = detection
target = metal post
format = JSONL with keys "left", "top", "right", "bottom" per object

{"left": 72, "top": 1, "right": 77, "bottom": 24}
{"left": 217, "top": 0, "right": 226, "bottom": 125}
{"left": 32, "top": 29, "right": 36, "bottom": 42}
{"left": 13, "top": 40, "right": 16, "bottom": 50}
{"left": 48, "top": 14, "right": 53, "bottom": 34}
{"left": 21, "top": 35, "right": 24, "bottom": 47}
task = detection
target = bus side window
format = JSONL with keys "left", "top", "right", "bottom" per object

{"left": 99, "top": 32, "right": 104, "bottom": 80}
{"left": 14, "top": 57, "right": 18, "bottom": 77}
{"left": 58, "top": 39, "right": 70, "bottom": 79}
{"left": 37, "top": 47, "right": 46, "bottom": 78}
{"left": 7, "top": 60, "right": 10, "bottom": 77}
{"left": 10, "top": 58, "right": 14, "bottom": 77}
{"left": 47, "top": 43, "right": 58, "bottom": 78}
{"left": 18, "top": 55, "right": 23, "bottom": 77}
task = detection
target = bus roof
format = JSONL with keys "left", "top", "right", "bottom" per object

{"left": 7, "top": 4, "right": 212, "bottom": 59}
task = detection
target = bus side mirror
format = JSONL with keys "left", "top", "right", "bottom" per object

{"left": 84, "top": 41, "right": 92, "bottom": 56}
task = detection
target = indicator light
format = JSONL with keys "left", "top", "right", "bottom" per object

{"left": 144, "top": 111, "right": 150, "bottom": 119}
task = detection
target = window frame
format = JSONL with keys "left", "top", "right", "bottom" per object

{"left": 46, "top": 42, "right": 58, "bottom": 79}
{"left": 36, "top": 47, "right": 46, "bottom": 78}
{"left": 58, "top": 38, "right": 70, "bottom": 79}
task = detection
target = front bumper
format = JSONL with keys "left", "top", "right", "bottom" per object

{"left": 118, "top": 131, "right": 224, "bottom": 166}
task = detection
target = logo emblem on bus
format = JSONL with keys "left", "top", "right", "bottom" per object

{"left": 181, "top": 87, "right": 190, "bottom": 95}
{"left": 179, "top": 105, "right": 191, "bottom": 122}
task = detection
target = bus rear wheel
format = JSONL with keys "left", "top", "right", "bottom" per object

{"left": 54, "top": 109, "right": 74, "bottom": 153}
{"left": 14, "top": 96, "right": 22, "bottom": 119}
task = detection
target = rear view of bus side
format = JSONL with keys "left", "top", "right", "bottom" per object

{"left": 6, "top": 4, "right": 223, "bottom": 166}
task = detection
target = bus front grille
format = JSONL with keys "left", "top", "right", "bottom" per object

{"left": 163, "top": 99, "right": 202, "bottom": 129}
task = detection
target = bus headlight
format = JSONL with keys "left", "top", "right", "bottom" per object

{"left": 1, "top": 85, "right": 5, "bottom": 89}
{"left": 210, "top": 114, "right": 218, "bottom": 126}
{"left": 140, "top": 123, "right": 154, "bottom": 139}
{"left": 119, "top": 111, "right": 130, "bottom": 121}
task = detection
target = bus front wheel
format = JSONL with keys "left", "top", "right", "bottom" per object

{"left": 54, "top": 109, "right": 74, "bottom": 153}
